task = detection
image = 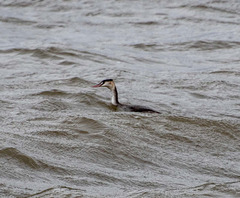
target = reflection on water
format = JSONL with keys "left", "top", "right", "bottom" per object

{"left": 0, "top": 0, "right": 240, "bottom": 197}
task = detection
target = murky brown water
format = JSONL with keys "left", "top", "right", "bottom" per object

{"left": 0, "top": 0, "right": 240, "bottom": 197}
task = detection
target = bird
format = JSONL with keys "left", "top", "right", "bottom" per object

{"left": 93, "top": 79, "right": 160, "bottom": 113}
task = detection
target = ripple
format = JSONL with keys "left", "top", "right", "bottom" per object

{"left": 38, "top": 77, "right": 90, "bottom": 88}
{"left": 0, "top": 1, "right": 36, "bottom": 7}
{"left": 0, "top": 147, "right": 67, "bottom": 174}
{"left": 36, "top": 130, "right": 72, "bottom": 137}
{"left": 210, "top": 70, "right": 240, "bottom": 76}
{"left": 131, "top": 21, "right": 160, "bottom": 25}
{"left": 189, "top": 92, "right": 212, "bottom": 99}
{"left": 189, "top": 4, "right": 239, "bottom": 15}
{"left": 60, "top": 77, "right": 91, "bottom": 87}
{"left": 0, "top": 47, "right": 79, "bottom": 60}
{"left": 32, "top": 99, "right": 69, "bottom": 111}
{"left": 0, "top": 16, "right": 35, "bottom": 25}
{"left": 62, "top": 117, "right": 107, "bottom": 132}
{"left": 28, "top": 186, "right": 84, "bottom": 198}
{"left": 160, "top": 133, "right": 194, "bottom": 144}
{"left": 34, "top": 89, "right": 68, "bottom": 97}
{"left": 0, "top": 147, "right": 41, "bottom": 169}
{"left": 175, "top": 79, "right": 239, "bottom": 91}
{"left": 130, "top": 40, "right": 240, "bottom": 52}
{"left": 58, "top": 60, "right": 76, "bottom": 65}
{"left": 130, "top": 43, "right": 164, "bottom": 52}
{"left": 167, "top": 116, "right": 239, "bottom": 140}
{"left": 190, "top": 181, "right": 240, "bottom": 197}
{"left": 182, "top": 40, "right": 240, "bottom": 51}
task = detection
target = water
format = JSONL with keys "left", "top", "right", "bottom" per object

{"left": 0, "top": 0, "right": 240, "bottom": 197}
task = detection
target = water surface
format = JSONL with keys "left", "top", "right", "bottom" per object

{"left": 0, "top": 0, "right": 240, "bottom": 197}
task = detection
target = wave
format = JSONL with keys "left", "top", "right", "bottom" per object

{"left": 167, "top": 116, "right": 239, "bottom": 140}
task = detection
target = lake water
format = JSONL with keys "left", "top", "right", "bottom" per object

{"left": 0, "top": 0, "right": 240, "bottom": 197}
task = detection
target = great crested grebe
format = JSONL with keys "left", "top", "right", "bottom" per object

{"left": 93, "top": 79, "right": 160, "bottom": 113}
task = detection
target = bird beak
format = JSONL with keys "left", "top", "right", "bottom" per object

{"left": 92, "top": 83, "right": 102, "bottom": 87}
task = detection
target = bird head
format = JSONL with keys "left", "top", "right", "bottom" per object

{"left": 93, "top": 79, "right": 115, "bottom": 90}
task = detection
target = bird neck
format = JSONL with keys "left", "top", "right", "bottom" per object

{"left": 111, "top": 86, "right": 119, "bottom": 106}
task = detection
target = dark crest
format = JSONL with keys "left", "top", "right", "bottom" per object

{"left": 102, "top": 79, "right": 113, "bottom": 83}
{"left": 100, "top": 79, "right": 113, "bottom": 85}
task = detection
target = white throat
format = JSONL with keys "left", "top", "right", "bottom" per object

{"left": 111, "top": 95, "right": 118, "bottom": 105}
{"left": 110, "top": 87, "right": 119, "bottom": 106}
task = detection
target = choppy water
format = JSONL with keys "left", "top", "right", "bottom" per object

{"left": 0, "top": 0, "right": 240, "bottom": 197}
